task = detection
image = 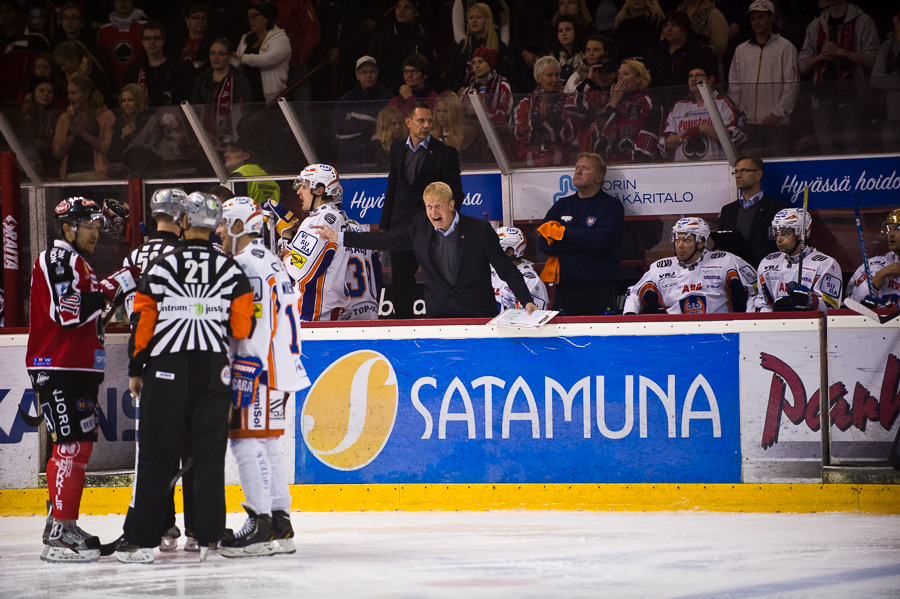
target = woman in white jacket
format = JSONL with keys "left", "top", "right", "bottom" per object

{"left": 234, "top": 1, "right": 291, "bottom": 103}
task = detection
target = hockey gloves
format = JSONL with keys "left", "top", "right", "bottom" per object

{"left": 231, "top": 355, "right": 264, "bottom": 408}
{"left": 99, "top": 266, "right": 141, "bottom": 307}
{"left": 772, "top": 285, "right": 815, "bottom": 312}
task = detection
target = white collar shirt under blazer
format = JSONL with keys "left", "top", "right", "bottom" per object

{"left": 491, "top": 260, "right": 549, "bottom": 312}
{"left": 625, "top": 249, "right": 759, "bottom": 314}
{"left": 284, "top": 202, "right": 351, "bottom": 321}
{"left": 343, "top": 222, "right": 380, "bottom": 321}
{"left": 847, "top": 250, "right": 899, "bottom": 308}
{"left": 232, "top": 238, "right": 310, "bottom": 393}
{"left": 751, "top": 247, "right": 843, "bottom": 312}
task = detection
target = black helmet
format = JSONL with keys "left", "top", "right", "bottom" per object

{"left": 101, "top": 199, "right": 129, "bottom": 240}
{"left": 54, "top": 197, "right": 103, "bottom": 224}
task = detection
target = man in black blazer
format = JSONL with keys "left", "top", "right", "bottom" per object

{"left": 718, "top": 155, "right": 789, "bottom": 266}
{"left": 314, "top": 182, "right": 536, "bottom": 319}
{"left": 381, "top": 103, "right": 464, "bottom": 318}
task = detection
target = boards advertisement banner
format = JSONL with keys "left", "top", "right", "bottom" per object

{"left": 295, "top": 334, "right": 741, "bottom": 485}
{"left": 763, "top": 155, "right": 900, "bottom": 209}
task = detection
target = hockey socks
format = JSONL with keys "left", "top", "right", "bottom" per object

{"left": 46, "top": 442, "right": 92, "bottom": 521}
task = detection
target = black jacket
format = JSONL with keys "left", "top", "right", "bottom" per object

{"left": 367, "top": 18, "right": 439, "bottom": 94}
{"left": 718, "top": 194, "right": 789, "bottom": 266}
{"left": 124, "top": 57, "right": 193, "bottom": 107}
{"left": 344, "top": 212, "right": 532, "bottom": 318}
{"left": 380, "top": 136, "right": 464, "bottom": 231}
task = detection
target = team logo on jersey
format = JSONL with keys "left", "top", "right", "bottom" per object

{"left": 291, "top": 253, "right": 307, "bottom": 269}
{"left": 680, "top": 295, "right": 707, "bottom": 315}
{"left": 291, "top": 231, "right": 319, "bottom": 257}
{"left": 33, "top": 357, "right": 52, "bottom": 367}
{"left": 301, "top": 350, "right": 398, "bottom": 471}
{"left": 586, "top": 217, "right": 596, "bottom": 226}
{"left": 112, "top": 40, "right": 135, "bottom": 64}
{"left": 220, "top": 366, "right": 231, "bottom": 385}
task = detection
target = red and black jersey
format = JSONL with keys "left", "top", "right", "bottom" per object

{"left": 26, "top": 240, "right": 107, "bottom": 373}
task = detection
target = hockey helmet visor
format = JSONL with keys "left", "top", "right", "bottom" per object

{"left": 882, "top": 209, "right": 900, "bottom": 234}
{"left": 293, "top": 164, "right": 341, "bottom": 198}
{"left": 54, "top": 197, "right": 103, "bottom": 225}
{"left": 769, "top": 208, "right": 811, "bottom": 240}
{"left": 670, "top": 217, "right": 710, "bottom": 244}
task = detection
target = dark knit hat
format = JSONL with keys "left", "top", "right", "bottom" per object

{"left": 472, "top": 46, "right": 498, "bottom": 69}
{"left": 252, "top": 1, "right": 279, "bottom": 22}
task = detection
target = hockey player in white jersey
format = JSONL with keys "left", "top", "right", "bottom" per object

{"left": 624, "top": 217, "right": 758, "bottom": 315}
{"left": 847, "top": 208, "right": 900, "bottom": 308}
{"left": 492, "top": 227, "right": 549, "bottom": 311}
{"left": 343, "top": 217, "right": 382, "bottom": 321}
{"left": 751, "top": 208, "right": 842, "bottom": 312}
{"left": 283, "top": 164, "right": 352, "bottom": 321}
{"left": 217, "top": 197, "right": 311, "bottom": 558}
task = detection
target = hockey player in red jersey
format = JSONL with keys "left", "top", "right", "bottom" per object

{"left": 26, "top": 197, "right": 140, "bottom": 562}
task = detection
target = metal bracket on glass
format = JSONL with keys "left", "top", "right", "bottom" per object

{"left": 180, "top": 101, "right": 229, "bottom": 183}
{"left": 0, "top": 112, "right": 43, "bottom": 187}
{"left": 466, "top": 90, "right": 511, "bottom": 176}
{"left": 696, "top": 81, "right": 737, "bottom": 167}
{"left": 278, "top": 98, "right": 318, "bottom": 165}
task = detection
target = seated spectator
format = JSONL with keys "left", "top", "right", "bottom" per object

{"left": 95, "top": 0, "right": 146, "bottom": 94}
{"left": 434, "top": 91, "right": 480, "bottom": 163}
{"left": 192, "top": 39, "right": 252, "bottom": 147}
{"left": 234, "top": 1, "right": 291, "bottom": 103}
{"left": 448, "top": 2, "right": 509, "bottom": 93}
{"left": 370, "top": 105, "right": 407, "bottom": 171}
{"left": 22, "top": 76, "right": 62, "bottom": 175}
{"left": 53, "top": 41, "right": 113, "bottom": 107}
{"left": 52, "top": 4, "right": 107, "bottom": 74}
{"left": 165, "top": 2, "right": 214, "bottom": 73}
{"left": 451, "top": 0, "right": 509, "bottom": 46}
{"left": 662, "top": 61, "right": 746, "bottom": 161}
{"left": 369, "top": 0, "right": 440, "bottom": 94}
{"left": 677, "top": 0, "right": 728, "bottom": 81}
{"left": 25, "top": 0, "right": 59, "bottom": 40}
{"left": 52, "top": 75, "right": 115, "bottom": 180}
{"left": 388, "top": 54, "right": 438, "bottom": 115}
{"left": 565, "top": 34, "right": 615, "bottom": 92}
{"left": 460, "top": 46, "right": 513, "bottom": 134}
{"left": 17, "top": 52, "right": 67, "bottom": 104}
{"left": 871, "top": 7, "right": 900, "bottom": 153}
{"left": 508, "top": 0, "right": 556, "bottom": 94}
{"left": 592, "top": 59, "right": 663, "bottom": 164}
{"left": 544, "top": 0, "right": 596, "bottom": 51}
{"left": 646, "top": 11, "right": 716, "bottom": 108}
{"left": 108, "top": 83, "right": 151, "bottom": 175}
{"left": 224, "top": 136, "right": 281, "bottom": 205}
{"left": 333, "top": 56, "right": 393, "bottom": 169}
{"left": 0, "top": 0, "right": 50, "bottom": 104}
{"left": 124, "top": 22, "right": 193, "bottom": 107}
{"left": 624, "top": 218, "right": 758, "bottom": 315}
{"left": 547, "top": 14, "right": 584, "bottom": 84}
{"left": 612, "top": 0, "right": 664, "bottom": 61}
{"left": 509, "top": 55, "right": 577, "bottom": 167}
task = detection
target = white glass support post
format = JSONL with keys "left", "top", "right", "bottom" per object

{"left": 180, "top": 101, "right": 229, "bottom": 183}
{"left": 278, "top": 98, "right": 318, "bottom": 165}
{"left": 697, "top": 81, "right": 738, "bottom": 167}
{"left": 0, "top": 112, "right": 43, "bottom": 186}
{"left": 466, "top": 90, "right": 514, "bottom": 225}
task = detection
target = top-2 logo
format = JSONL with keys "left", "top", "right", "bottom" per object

{"left": 300, "top": 350, "right": 398, "bottom": 470}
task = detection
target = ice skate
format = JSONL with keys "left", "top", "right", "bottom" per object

{"left": 220, "top": 502, "right": 276, "bottom": 558}
{"left": 99, "top": 534, "right": 131, "bottom": 557}
{"left": 159, "top": 525, "right": 181, "bottom": 551}
{"left": 184, "top": 530, "right": 223, "bottom": 552}
{"left": 114, "top": 540, "right": 155, "bottom": 564}
{"left": 271, "top": 509, "right": 296, "bottom": 554}
{"left": 41, "top": 520, "right": 101, "bottom": 563}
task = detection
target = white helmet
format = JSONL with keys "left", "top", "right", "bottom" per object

{"left": 769, "top": 208, "right": 811, "bottom": 239}
{"left": 222, "top": 196, "right": 265, "bottom": 237}
{"left": 293, "top": 164, "right": 341, "bottom": 199}
{"left": 495, "top": 226, "right": 526, "bottom": 258}
{"left": 670, "top": 217, "right": 710, "bottom": 243}
{"left": 150, "top": 188, "right": 186, "bottom": 219}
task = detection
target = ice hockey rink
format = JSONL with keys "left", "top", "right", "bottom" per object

{"left": 1, "top": 510, "right": 898, "bottom": 599}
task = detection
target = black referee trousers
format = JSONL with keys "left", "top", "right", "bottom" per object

{"left": 124, "top": 351, "right": 231, "bottom": 548}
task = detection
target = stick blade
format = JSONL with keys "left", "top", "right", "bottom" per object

{"left": 843, "top": 298, "right": 900, "bottom": 324}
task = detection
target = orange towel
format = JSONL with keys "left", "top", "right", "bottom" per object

{"left": 537, "top": 221, "right": 564, "bottom": 283}
{"left": 540, "top": 256, "right": 560, "bottom": 284}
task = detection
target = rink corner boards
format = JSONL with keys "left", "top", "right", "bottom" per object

{"left": 2, "top": 483, "right": 899, "bottom": 516}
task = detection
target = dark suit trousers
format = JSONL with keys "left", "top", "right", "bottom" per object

{"left": 390, "top": 250, "right": 419, "bottom": 319}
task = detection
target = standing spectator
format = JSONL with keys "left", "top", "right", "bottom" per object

{"left": 380, "top": 103, "right": 464, "bottom": 319}
{"left": 333, "top": 55, "right": 393, "bottom": 169}
{"left": 368, "top": 0, "right": 439, "bottom": 94}
{"left": 548, "top": 14, "right": 585, "bottom": 83}
{"left": 309, "top": 0, "right": 364, "bottom": 101}
{"left": 612, "top": 0, "right": 665, "bottom": 61}
{"left": 448, "top": 2, "right": 509, "bottom": 93}
{"left": 871, "top": 6, "right": 900, "bottom": 153}
{"left": 593, "top": 59, "right": 663, "bottom": 163}
{"left": 124, "top": 22, "right": 193, "bottom": 107}
{"left": 798, "top": 0, "right": 880, "bottom": 155}
{"left": 95, "top": 0, "right": 146, "bottom": 95}
{"left": 663, "top": 62, "right": 746, "bottom": 161}
{"left": 19, "top": 52, "right": 67, "bottom": 103}
{"left": 572, "top": 55, "right": 618, "bottom": 151}
{"left": 388, "top": 54, "right": 438, "bottom": 114}
{"left": 451, "top": 0, "right": 510, "bottom": 46}
{"left": 718, "top": 155, "right": 788, "bottom": 266}
{"left": 460, "top": 45, "right": 513, "bottom": 133}
{"left": 508, "top": 0, "right": 556, "bottom": 93}
{"left": 192, "top": 39, "right": 252, "bottom": 147}
{"left": 53, "top": 41, "right": 113, "bottom": 107}
{"left": 22, "top": 76, "right": 62, "bottom": 176}
{"left": 53, "top": 4, "right": 107, "bottom": 74}
{"left": 235, "top": 1, "right": 291, "bottom": 103}
{"left": 165, "top": 2, "right": 214, "bottom": 73}
{"left": 536, "top": 153, "right": 623, "bottom": 315}
{"left": 728, "top": 0, "right": 798, "bottom": 157}
{"left": 434, "top": 91, "right": 480, "bottom": 164}
{"left": 646, "top": 10, "right": 716, "bottom": 108}
{"left": 371, "top": 105, "right": 407, "bottom": 170}
{"left": 52, "top": 75, "right": 115, "bottom": 180}
{"left": 565, "top": 33, "right": 614, "bottom": 91}
{"left": 677, "top": 0, "right": 728, "bottom": 81}
{"left": 108, "top": 83, "right": 150, "bottom": 175}
{"left": 25, "top": 0, "right": 60, "bottom": 41}
{"left": 0, "top": 0, "right": 49, "bottom": 105}
{"left": 510, "top": 55, "right": 578, "bottom": 167}
{"left": 273, "top": 0, "right": 320, "bottom": 102}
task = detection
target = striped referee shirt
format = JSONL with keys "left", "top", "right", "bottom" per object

{"left": 128, "top": 239, "right": 254, "bottom": 376}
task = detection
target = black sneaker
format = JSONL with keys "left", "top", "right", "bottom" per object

{"left": 220, "top": 502, "right": 276, "bottom": 558}
{"left": 271, "top": 510, "right": 296, "bottom": 554}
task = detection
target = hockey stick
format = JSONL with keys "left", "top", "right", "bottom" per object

{"left": 796, "top": 186, "right": 809, "bottom": 287}
{"left": 843, "top": 297, "right": 900, "bottom": 324}
{"left": 17, "top": 405, "right": 44, "bottom": 428}
{"left": 843, "top": 194, "right": 900, "bottom": 323}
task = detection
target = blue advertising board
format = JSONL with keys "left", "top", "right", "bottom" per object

{"left": 763, "top": 155, "right": 900, "bottom": 209}
{"left": 295, "top": 334, "right": 741, "bottom": 484}
{"left": 342, "top": 173, "right": 503, "bottom": 224}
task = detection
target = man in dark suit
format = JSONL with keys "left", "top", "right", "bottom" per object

{"left": 381, "top": 102, "right": 464, "bottom": 318}
{"left": 718, "top": 155, "right": 789, "bottom": 266}
{"left": 314, "top": 182, "right": 536, "bottom": 319}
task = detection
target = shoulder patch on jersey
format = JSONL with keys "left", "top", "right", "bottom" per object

{"left": 291, "top": 230, "right": 319, "bottom": 257}
{"left": 523, "top": 271, "right": 536, "bottom": 279}
{"left": 251, "top": 249, "right": 265, "bottom": 259}
{"left": 765, "top": 252, "right": 781, "bottom": 260}
{"left": 324, "top": 213, "right": 337, "bottom": 225}
{"left": 249, "top": 277, "right": 263, "bottom": 302}
{"left": 656, "top": 258, "right": 673, "bottom": 268}
{"left": 819, "top": 272, "right": 842, "bottom": 307}
{"left": 709, "top": 252, "right": 726, "bottom": 259}
{"left": 739, "top": 265, "right": 756, "bottom": 283}
{"left": 811, "top": 254, "right": 826, "bottom": 262}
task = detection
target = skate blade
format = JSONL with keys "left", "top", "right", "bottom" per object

{"left": 274, "top": 538, "right": 296, "bottom": 554}
{"left": 41, "top": 547, "right": 100, "bottom": 563}
{"left": 115, "top": 548, "right": 155, "bottom": 564}
{"left": 221, "top": 541, "right": 278, "bottom": 558}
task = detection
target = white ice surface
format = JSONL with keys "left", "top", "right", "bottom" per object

{"left": 1, "top": 511, "right": 899, "bottom": 599}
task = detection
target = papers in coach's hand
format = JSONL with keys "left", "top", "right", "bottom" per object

{"left": 488, "top": 309, "right": 559, "bottom": 328}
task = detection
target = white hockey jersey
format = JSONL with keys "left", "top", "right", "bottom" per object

{"left": 624, "top": 250, "right": 758, "bottom": 314}
{"left": 662, "top": 95, "right": 746, "bottom": 162}
{"left": 846, "top": 251, "right": 900, "bottom": 308}
{"left": 491, "top": 260, "right": 549, "bottom": 312}
{"left": 343, "top": 222, "right": 381, "bottom": 321}
{"left": 751, "top": 247, "right": 842, "bottom": 312}
{"left": 283, "top": 202, "right": 351, "bottom": 321}
{"left": 231, "top": 238, "right": 311, "bottom": 438}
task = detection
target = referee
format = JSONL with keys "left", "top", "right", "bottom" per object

{"left": 116, "top": 192, "right": 255, "bottom": 563}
